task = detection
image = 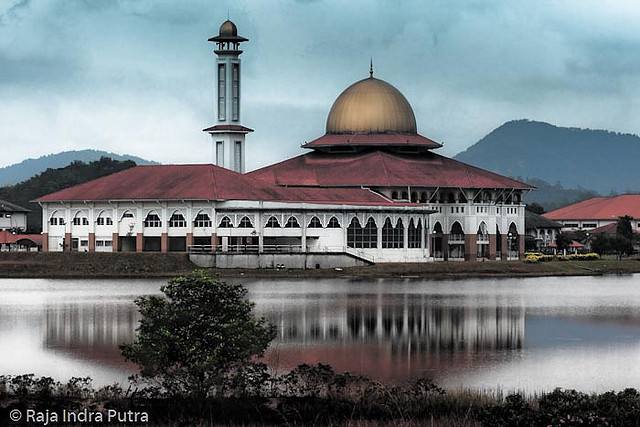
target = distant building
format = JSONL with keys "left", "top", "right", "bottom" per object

{"left": 525, "top": 211, "right": 562, "bottom": 251}
{"left": 544, "top": 195, "right": 640, "bottom": 232}
{"left": 35, "top": 19, "right": 531, "bottom": 263}
{"left": 0, "top": 231, "right": 42, "bottom": 252}
{"left": 0, "top": 200, "right": 29, "bottom": 232}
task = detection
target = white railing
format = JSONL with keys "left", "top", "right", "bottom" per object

{"left": 477, "top": 234, "right": 489, "bottom": 243}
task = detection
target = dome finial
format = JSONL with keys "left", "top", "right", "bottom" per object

{"left": 369, "top": 58, "right": 374, "bottom": 78}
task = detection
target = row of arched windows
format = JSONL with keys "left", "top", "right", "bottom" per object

{"left": 347, "top": 217, "right": 424, "bottom": 249}
{"left": 431, "top": 221, "right": 519, "bottom": 236}
{"left": 389, "top": 190, "right": 522, "bottom": 204}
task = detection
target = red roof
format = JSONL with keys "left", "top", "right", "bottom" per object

{"left": 35, "top": 164, "right": 405, "bottom": 206}
{"left": 544, "top": 195, "right": 640, "bottom": 221}
{"left": 248, "top": 150, "right": 532, "bottom": 189}
{"left": 589, "top": 223, "right": 618, "bottom": 235}
{"left": 0, "top": 231, "right": 42, "bottom": 246}
{"left": 302, "top": 133, "right": 442, "bottom": 149}
{"left": 569, "top": 240, "right": 585, "bottom": 248}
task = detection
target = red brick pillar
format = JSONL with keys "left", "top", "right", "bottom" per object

{"left": 211, "top": 233, "right": 217, "bottom": 253}
{"left": 442, "top": 234, "right": 449, "bottom": 261}
{"left": 518, "top": 234, "right": 525, "bottom": 259}
{"left": 488, "top": 234, "right": 497, "bottom": 260}
{"left": 112, "top": 233, "right": 119, "bottom": 252}
{"left": 465, "top": 234, "right": 477, "bottom": 262}
{"left": 501, "top": 234, "right": 509, "bottom": 260}
{"left": 161, "top": 233, "right": 168, "bottom": 253}
{"left": 64, "top": 232, "right": 72, "bottom": 252}
{"left": 88, "top": 233, "right": 96, "bottom": 252}
{"left": 186, "top": 233, "right": 194, "bottom": 251}
{"left": 136, "top": 233, "right": 144, "bottom": 253}
{"left": 42, "top": 233, "right": 49, "bottom": 252}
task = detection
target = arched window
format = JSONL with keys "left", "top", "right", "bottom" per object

{"left": 410, "top": 192, "right": 418, "bottom": 203}
{"left": 265, "top": 216, "right": 281, "bottom": 228}
{"left": 72, "top": 212, "right": 89, "bottom": 226}
{"left": 308, "top": 216, "right": 322, "bottom": 228}
{"left": 169, "top": 213, "right": 187, "bottom": 228}
{"left": 420, "top": 192, "right": 428, "bottom": 203}
{"left": 238, "top": 216, "right": 253, "bottom": 228}
{"left": 447, "top": 192, "right": 456, "bottom": 203}
{"left": 433, "top": 221, "right": 443, "bottom": 234}
{"left": 218, "top": 216, "right": 233, "bottom": 228}
{"left": 477, "top": 222, "right": 488, "bottom": 236}
{"left": 408, "top": 218, "right": 422, "bottom": 248}
{"left": 144, "top": 212, "right": 162, "bottom": 228}
{"left": 391, "top": 191, "right": 398, "bottom": 200}
{"left": 194, "top": 212, "right": 212, "bottom": 228}
{"left": 96, "top": 211, "right": 113, "bottom": 226}
{"left": 285, "top": 216, "right": 300, "bottom": 228}
{"left": 327, "top": 216, "right": 341, "bottom": 228}
{"left": 347, "top": 217, "right": 377, "bottom": 249}
{"left": 401, "top": 191, "right": 408, "bottom": 200}
{"left": 382, "top": 217, "right": 404, "bottom": 248}
{"left": 121, "top": 211, "right": 134, "bottom": 220}
{"left": 49, "top": 211, "right": 64, "bottom": 226}
{"left": 450, "top": 221, "right": 464, "bottom": 239}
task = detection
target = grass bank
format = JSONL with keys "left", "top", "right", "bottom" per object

{"left": 0, "top": 252, "right": 639, "bottom": 279}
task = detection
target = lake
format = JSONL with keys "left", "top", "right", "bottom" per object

{"left": 1, "top": 274, "right": 640, "bottom": 393}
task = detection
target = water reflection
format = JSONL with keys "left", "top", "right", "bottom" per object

{"left": 1, "top": 276, "right": 640, "bottom": 392}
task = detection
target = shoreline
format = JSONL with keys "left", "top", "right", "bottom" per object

{"left": 0, "top": 252, "right": 639, "bottom": 280}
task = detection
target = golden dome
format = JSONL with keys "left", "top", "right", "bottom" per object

{"left": 326, "top": 77, "right": 417, "bottom": 134}
{"left": 219, "top": 20, "right": 238, "bottom": 37}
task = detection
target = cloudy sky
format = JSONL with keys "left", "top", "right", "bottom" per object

{"left": 2, "top": 0, "right": 640, "bottom": 170}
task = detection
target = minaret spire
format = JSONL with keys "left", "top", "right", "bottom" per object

{"left": 369, "top": 58, "right": 374, "bottom": 78}
{"left": 203, "top": 20, "right": 253, "bottom": 172}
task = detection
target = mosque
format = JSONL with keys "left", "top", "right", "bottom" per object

{"left": 37, "top": 20, "right": 530, "bottom": 266}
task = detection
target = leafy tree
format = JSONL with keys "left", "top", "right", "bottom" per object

{"left": 555, "top": 233, "right": 571, "bottom": 252}
{"left": 525, "top": 202, "right": 545, "bottom": 215}
{"left": 590, "top": 234, "right": 611, "bottom": 255}
{"left": 121, "top": 271, "right": 276, "bottom": 399}
{"left": 617, "top": 216, "right": 634, "bottom": 241}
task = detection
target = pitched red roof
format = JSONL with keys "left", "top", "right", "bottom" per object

{"left": 544, "top": 195, "right": 640, "bottom": 221}
{"left": 302, "top": 133, "right": 442, "bottom": 149}
{"left": 248, "top": 150, "right": 532, "bottom": 189}
{"left": 34, "top": 164, "right": 404, "bottom": 206}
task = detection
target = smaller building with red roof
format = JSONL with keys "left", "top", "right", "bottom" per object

{"left": 544, "top": 195, "right": 640, "bottom": 232}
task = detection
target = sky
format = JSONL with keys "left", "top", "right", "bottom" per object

{"left": 2, "top": 0, "right": 640, "bottom": 170}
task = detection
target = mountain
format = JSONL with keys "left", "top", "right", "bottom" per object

{"left": 522, "top": 178, "right": 598, "bottom": 212}
{"left": 0, "top": 150, "right": 156, "bottom": 187}
{"left": 0, "top": 157, "right": 138, "bottom": 233}
{"left": 454, "top": 120, "right": 640, "bottom": 195}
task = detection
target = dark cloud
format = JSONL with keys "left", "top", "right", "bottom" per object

{"left": 1, "top": 0, "right": 640, "bottom": 169}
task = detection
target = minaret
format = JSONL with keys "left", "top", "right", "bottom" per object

{"left": 203, "top": 20, "right": 253, "bottom": 173}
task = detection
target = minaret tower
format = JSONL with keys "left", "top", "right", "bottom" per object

{"left": 203, "top": 20, "right": 253, "bottom": 173}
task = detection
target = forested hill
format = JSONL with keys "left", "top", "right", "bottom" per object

{"left": 454, "top": 120, "right": 640, "bottom": 195}
{"left": 0, "top": 157, "right": 137, "bottom": 233}
{"left": 0, "top": 149, "right": 155, "bottom": 187}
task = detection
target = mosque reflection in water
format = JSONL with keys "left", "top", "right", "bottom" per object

{"left": 255, "top": 294, "right": 525, "bottom": 381}
{"left": 39, "top": 291, "right": 524, "bottom": 383}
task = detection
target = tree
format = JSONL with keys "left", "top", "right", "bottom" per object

{"left": 555, "top": 233, "right": 571, "bottom": 252}
{"left": 121, "top": 270, "right": 276, "bottom": 399}
{"left": 525, "top": 202, "right": 545, "bottom": 215}
{"left": 590, "top": 234, "right": 611, "bottom": 255}
{"left": 617, "top": 216, "right": 634, "bottom": 241}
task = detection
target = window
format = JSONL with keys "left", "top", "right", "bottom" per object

{"left": 73, "top": 217, "right": 81, "bottom": 226}
{"left": 104, "top": 240, "right": 112, "bottom": 247}
{"left": 194, "top": 213, "right": 212, "bottom": 228}
{"left": 391, "top": 191, "right": 398, "bottom": 200}
{"left": 265, "top": 216, "right": 281, "bottom": 227}
{"left": 411, "top": 192, "right": 418, "bottom": 203}
{"left": 97, "top": 217, "right": 105, "bottom": 226}
{"left": 408, "top": 218, "right": 422, "bottom": 248}
{"left": 285, "top": 216, "right": 300, "bottom": 228}
{"left": 218, "top": 216, "right": 233, "bottom": 228}
{"left": 80, "top": 240, "right": 88, "bottom": 247}
{"left": 50, "top": 217, "right": 58, "bottom": 226}
{"left": 582, "top": 223, "right": 597, "bottom": 228}
{"left": 216, "top": 141, "right": 224, "bottom": 167}
{"left": 169, "top": 213, "right": 187, "bottom": 228}
{"left": 327, "top": 216, "right": 341, "bottom": 228}
{"left": 232, "top": 63, "right": 240, "bottom": 121}
{"left": 144, "top": 213, "right": 162, "bottom": 228}
{"left": 347, "top": 217, "right": 377, "bottom": 249}
{"left": 420, "top": 192, "right": 428, "bottom": 203}
{"left": 59, "top": 218, "right": 65, "bottom": 225}
{"left": 234, "top": 141, "right": 242, "bottom": 171}
{"left": 564, "top": 223, "right": 578, "bottom": 228}
{"left": 122, "top": 212, "right": 134, "bottom": 219}
{"left": 96, "top": 240, "right": 104, "bottom": 247}
{"left": 83, "top": 218, "right": 89, "bottom": 225}
{"left": 106, "top": 217, "right": 113, "bottom": 225}
{"left": 401, "top": 191, "right": 408, "bottom": 200}
{"left": 382, "top": 217, "right": 404, "bottom": 249}
{"left": 238, "top": 216, "right": 253, "bottom": 228}
{"left": 308, "top": 217, "right": 322, "bottom": 228}
{"left": 218, "top": 63, "right": 226, "bottom": 121}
